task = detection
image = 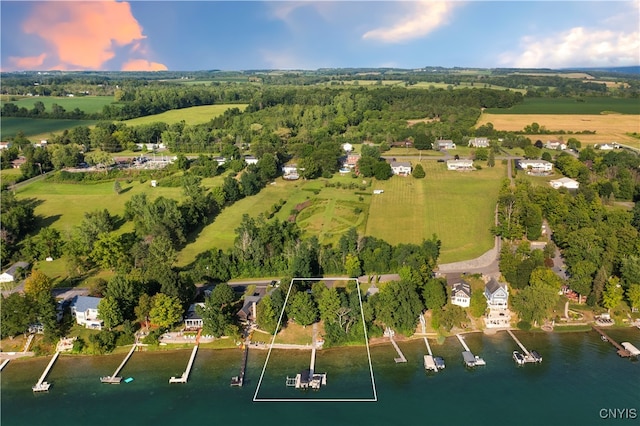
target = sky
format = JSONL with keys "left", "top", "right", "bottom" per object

{"left": 1, "top": 1, "right": 639, "bottom": 72}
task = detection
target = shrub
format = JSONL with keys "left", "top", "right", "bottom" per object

{"left": 517, "top": 321, "right": 531, "bottom": 331}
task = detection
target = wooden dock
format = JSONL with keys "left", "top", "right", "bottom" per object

{"left": 507, "top": 330, "right": 530, "bottom": 357}
{"left": 0, "top": 359, "right": 10, "bottom": 372}
{"left": 33, "top": 351, "right": 60, "bottom": 392}
{"left": 592, "top": 326, "right": 632, "bottom": 357}
{"left": 423, "top": 337, "right": 438, "bottom": 372}
{"left": 231, "top": 345, "right": 248, "bottom": 386}
{"left": 101, "top": 344, "right": 136, "bottom": 384}
{"left": 456, "top": 334, "right": 485, "bottom": 367}
{"left": 390, "top": 335, "right": 407, "bottom": 363}
{"left": 169, "top": 345, "right": 198, "bottom": 383}
{"left": 456, "top": 334, "right": 471, "bottom": 352}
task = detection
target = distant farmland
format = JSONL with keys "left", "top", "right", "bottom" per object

{"left": 0, "top": 96, "right": 115, "bottom": 114}
{"left": 1, "top": 117, "right": 98, "bottom": 139}
{"left": 122, "top": 104, "right": 248, "bottom": 126}
{"left": 485, "top": 97, "right": 640, "bottom": 115}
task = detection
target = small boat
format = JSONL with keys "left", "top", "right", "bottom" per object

{"left": 530, "top": 350, "right": 543, "bottom": 363}
{"left": 434, "top": 356, "right": 446, "bottom": 370}
{"left": 601, "top": 335, "right": 609, "bottom": 342}
{"left": 124, "top": 377, "right": 134, "bottom": 383}
{"left": 474, "top": 356, "right": 486, "bottom": 366}
{"left": 513, "top": 351, "right": 525, "bottom": 365}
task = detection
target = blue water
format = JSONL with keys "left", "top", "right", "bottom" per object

{"left": 2, "top": 329, "right": 639, "bottom": 426}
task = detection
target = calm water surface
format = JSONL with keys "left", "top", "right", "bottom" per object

{"left": 2, "top": 329, "right": 639, "bottom": 426}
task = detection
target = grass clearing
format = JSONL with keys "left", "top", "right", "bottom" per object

{"left": 0, "top": 96, "right": 115, "bottom": 114}
{"left": 121, "top": 104, "right": 248, "bottom": 126}
{"left": 0, "top": 168, "right": 23, "bottom": 185}
{"left": 485, "top": 97, "right": 640, "bottom": 114}
{"left": 365, "top": 161, "right": 505, "bottom": 263}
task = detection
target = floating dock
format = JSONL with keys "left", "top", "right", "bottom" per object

{"left": 101, "top": 344, "right": 137, "bottom": 384}
{"left": 231, "top": 345, "right": 248, "bottom": 386}
{"left": 0, "top": 359, "right": 9, "bottom": 372}
{"left": 33, "top": 351, "right": 60, "bottom": 392}
{"left": 507, "top": 330, "right": 541, "bottom": 364}
{"left": 456, "top": 334, "right": 485, "bottom": 367}
{"left": 592, "top": 325, "right": 632, "bottom": 357}
{"left": 169, "top": 345, "right": 198, "bottom": 384}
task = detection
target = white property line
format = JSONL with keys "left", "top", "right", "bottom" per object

{"left": 253, "top": 278, "right": 377, "bottom": 402}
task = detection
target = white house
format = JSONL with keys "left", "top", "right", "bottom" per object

{"left": 282, "top": 163, "right": 298, "bottom": 175}
{"left": 70, "top": 296, "right": 103, "bottom": 329}
{"left": 484, "top": 278, "right": 509, "bottom": 310}
{"left": 517, "top": 159, "right": 553, "bottom": 173}
{"left": 213, "top": 156, "right": 227, "bottom": 166}
{"left": 545, "top": 140, "right": 567, "bottom": 150}
{"left": 244, "top": 155, "right": 259, "bottom": 165}
{"left": 447, "top": 159, "right": 474, "bottom": 171}
{"left": 0, "top": 262, "right": 30, "bottom": 283}
{"left": 0, "top": 142, "right": 10, "bottom": 150}
{"left": 184, "top": 303, "right": 205, "bottom": 329}
{"left": 598, "top": 143, "right": 615, "bottom": 150}
{"left": 342, "top": 142, "right": 353, "bottom": 153}
{"left": 468, "top": 137, "right": 489, "bottom": 148}
{"left": 549, "top": 177, "right": 579, "bottom": 190}
{"left": 435, "top": 139, "right": 456, "bottom": 150}
{"left": 451, "top": 281, "right": 471, "bottom": 308}
{"left": 389, "top": 161, "right": 412, "bottom": 176}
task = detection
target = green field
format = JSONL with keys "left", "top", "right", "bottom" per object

{"left": 122, "top": 104, "right": 248, "bottom": 126}
{"left": 1, "top": 117, "right": 98, "bottom": 139}
{"left": 0, "top": 168, "right": 23, "bottom": 185}
{"left": 485, "top": 97, "right": 640, "bottom": 115}
{"left": 365, "top": 161, "right": 506, "bottom": 263}
{"left": 0, "top": 96, "right": 115, "bottom": 114}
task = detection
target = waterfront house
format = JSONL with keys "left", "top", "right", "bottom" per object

{"left": 468, "top": 137, "right": 489, "bottom": 148}
{"left": 237, "top": 295, "right": 261, "bottom": 324}
{"left": 451, "top": 281, "right": 471, "bottom": 308}
{"left": 435, "top": 139, "right": 456, "bottom": 150}
{"left": 389, "top": 160, "right": 412, "bottom": 176}
{"left": 0, "top": 261, "right": 30, "bottom": 283}
{"left": 484, "top": 278, "right": 511, "bottom": 328}
{"left": 549, "top": 177, "right": 579, "bottom": 190}
{"left": 447, "top": 159, "right": 474, "bottom": 171}
{"left": 71, "top": 296, "right": 103, "bottom": 329}
{"left": 184, "top": 303, "right": 205, "bottom": 329}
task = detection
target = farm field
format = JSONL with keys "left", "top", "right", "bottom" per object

{"left": 484, "top": 97, "right": 640, "bottom": 114}
{"left": 0, "top": 95, "right": 115, "bottom": 114}
{"left": 121, "top": 104, "right": 248, "bottom": 126}
{"left": 365, "top": 161, "right": 506, "bottom": 263}
{"left": 1, "top": 117, "right": 98, "bottom": 139}
{"left": 476, "top": 112, "right": 640, "bottom": 147}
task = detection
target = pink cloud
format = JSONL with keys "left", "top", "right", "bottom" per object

{"left": 8, "top": 53, "right": 47, "bottom": 69}
{"left": 121, "top": 59, "right": 168, "bottom": 72}
{"left": 9, "top": 1, "right": 166, "bottom": 71}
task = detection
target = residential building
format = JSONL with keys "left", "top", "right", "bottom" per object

{"left": 11, "top": 156, "right": 26, "bottom": 169}
{"left": 549, "top": 177, "right": 579, "bottom": 190}
{"left": 184, "top": 303, "right": 205, "bottom": 329}
{"left": 484, "top": 278, "right": 511, "bottom": 328}
{"left": 545, "top": 140, "right": 567, "bottom": 150}
{"left": 468, "top": 137, "right": 489, "bottom": 148}
{"left": 435, "top": 139, "right": 456, "bottom": 150}
{"left": 447, "top": 159, "right": 474, "bottom": 171}
{"left": 237, "top": 295, "right": 261, "bottom": 324}
{"left": 244, "top": 155, "right": 259, "bottom": 165}
{"left": 517, "top": 159, "right": 553, "bottom": 173}
{"left": 282, "top": 163, "right": 299, "bottom": 180}
{"left": 0, "top": 261, "right": 30, "bottom": 283}
{"left": 389, "top": 161, "right": 412, "bottom": 176}
{"left": 390, "top": 139, "right": 413, "bottom": 148}
{"left": 0, "top": 142, "right": 10, "bottom": 150}
{"left": 346, "top": 153, "right": 360, "bottom": 168}
{"left": 451, "top": 281, "right": 471, "bottom": 308}
{"left": 70, "top": 296, "right": 103, "bottom": 329}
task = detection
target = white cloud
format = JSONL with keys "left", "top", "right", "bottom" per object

{"left": 500, "top": 27, "right": 640, "bottom": 68}
{"left": 362, "top": 1, "right": 460, "bottom": 43}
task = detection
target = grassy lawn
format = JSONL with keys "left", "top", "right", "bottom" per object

{"left": 0, "top": 168, "right": 23, "bottom": 185}
{"left": 0, "top": 96, "right": 115, "bottom": 114}
{"left": 121, "top": 104, "right": 248, "bottom": 126}
{"left": 273, "top": 321, "right": 314, "bottom": 345}
{"left": 1, "top": 117, "right": 98, "bottom": 139}
{"left": 365, "top": 161, "right": 506, "bottom": 263}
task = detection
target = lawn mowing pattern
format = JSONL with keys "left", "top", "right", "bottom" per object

{"left": 365, "top": 162, "right": 505, "bottom": 263}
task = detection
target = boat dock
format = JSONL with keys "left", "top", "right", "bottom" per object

{"left": 423, "top": 337, "right": 441, "bottom": 372}
{"left": 621, "top": 342, "right": 640, "bottom": 357}
{"left": 507, "top": 330, "right": 541, "bottom": 363}
{"left": 385, "top": 328, "right": 406, "bottom": 363}
{"left": 33, "top": 351, "right": 60, "bottom": 392}
{"left": 592, "top": 325, "right": 632, "bottom": 357}
{"left": 0, "top": 359, "right": 10, "bottom": 372}
{"left": 101, "top": 344, "right": 137, "bottom": 384}
{"left": 169, "top": 345, "right": 198, "bottom": 383}
{"left": 456, "top": 334, "right": 485, "bottom": 367}
{"left": 231, "top": 345, "right": 249, "bottom": 386}
{"left": 285, "top": 326, "right": 326, "bottom": 390}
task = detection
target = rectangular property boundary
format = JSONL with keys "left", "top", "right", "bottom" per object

{"left": 252, "top": 278, "right": 377, "bottom": 402}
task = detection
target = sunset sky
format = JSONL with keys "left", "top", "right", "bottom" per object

{"left": 1, "top": 1, "right": 639, "bottom": 72}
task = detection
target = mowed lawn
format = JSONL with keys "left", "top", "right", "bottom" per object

{"left": 0, "top": 96, "right": 115, "bottom": 114}
{"left": 122, "top": 104, "right": 248, "bottom": 126}
{"left": 365, "top": 161, "right": 506, "bottom": 263}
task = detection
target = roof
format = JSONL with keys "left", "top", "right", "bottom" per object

{"left": 237, "top": 295, "right": 262, "bottom": 319}
{"left": 550, "top": 177, "right": 578, "bottom": 185}
{"left": 390, "top": 161, "right": 411, "bottom": 168}
{"left": 185, "top": 303, "right": 205, "bottom": 320}
{"left": 452, "top": 281, "right": 471, "bottom": 298}
{"left": 2, "top": 262, "right": 30, "bottom": 277}
{"left": 71, "top": 295, "right": 102, "bottom": 312}
{"left": 485, "top": 278, "right": 506, "bottom": 296}
{"left": 462, "top": 351, "right": 476, "bottom": 364}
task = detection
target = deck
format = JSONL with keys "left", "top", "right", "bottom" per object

{"left": 592, "top": 326, "right": 632, "bottom": 357}
{"left": 33, "top": 351, "right": 60, "bottom": 392}
{"left": 169, "top": 345, "right": 198, "bottom": 383}
{"left": 101, "top": 344, "right": 137, "bottom": 384}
